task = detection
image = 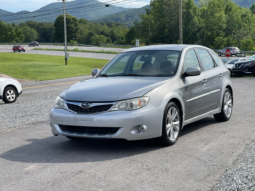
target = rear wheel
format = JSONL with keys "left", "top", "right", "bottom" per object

{"left": 159, "top": 102, "right": 181, "bottom": 146}
{"left": 13, "top": 50, "right": 15, "bottom": 53}
{"left": 218, "top": 52, "right": 222, "bottom": 56}
{"left": 214, "top": 89, "right": 233, "bottom": 122}
{"left": 23, "top": 50, "right": 25, "bottom": 52}
{"left": 18, "top": 50, "right": 20, "bottom": 52}
{"left": 3, "top": 87, "right": 17, "bottom": 103}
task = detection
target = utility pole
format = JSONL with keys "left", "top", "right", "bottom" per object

{"left": 149, "top": 17, "right": 150, "bottom": 45}
{"left": 179, "top": 0, "right": 183, "bottom": 44}
{"left": 62, "top": 0, "right": 68, "bottom": 65}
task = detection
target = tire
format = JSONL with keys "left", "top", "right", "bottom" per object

{"left": 228, "top": 69, "right": 233, "bottom": 77}
{"left": 218, "top": 52, "right": 222, "bottom": 56}
{"left": 214, "top": 88, "right": 233, "bottom": 122}
{"left": 159, "top": 102, "right": 181, "bottom": 146}
{"left": 24, "top": 50, "right": 25, "bottom": 52}
{"left": 253, "top": 67, "right": 255, "bottom": 77}
{"left": 13, "top": 50, "right": 15, "bottom": 53}
{"left": 230, "top": 54, "right": 232, "bottom": 57}
{"left": 18, "top": 50, "right": 20, "bottom": 52}
{"left": 3, "top": 87, "right": 17, "bottom": 103}
{"left": 66, "top": 136, "right": 85, "bottom": 140}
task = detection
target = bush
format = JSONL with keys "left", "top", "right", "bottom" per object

{"left": 240, "top": 38, "right": 255, "bottom": 51}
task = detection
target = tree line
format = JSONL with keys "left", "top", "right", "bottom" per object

{"left": 0, "top": 0, "right": 255, "bottom": 50}
{"left": 128, "top": 0, "right": 255, "bottom": 50}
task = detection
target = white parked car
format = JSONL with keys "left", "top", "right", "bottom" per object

{"left": 0, "top": 78, "right": 22, "bottom": 103}
{"left": 225, "top": 58, "right": 247, "bottom": 76}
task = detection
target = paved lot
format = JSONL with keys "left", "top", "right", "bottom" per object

{"left": 0, "top": 77, "right": 255, "bottom": 190}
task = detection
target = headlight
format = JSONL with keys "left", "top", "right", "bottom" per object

{"left": 111, "top": 97, "right": 150, "bottom": 111}
{"left": 243, "top": 62, "right": 251, "bottom": 67}
{"left": 54, "top": 96, "right": 66, "bottom": 109}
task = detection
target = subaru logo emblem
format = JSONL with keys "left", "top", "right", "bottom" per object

{"left": 81, "top": 102, "right": 92, "bottom": 109}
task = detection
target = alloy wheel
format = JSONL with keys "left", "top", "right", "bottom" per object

{"left": 223, "top": 91, "right": 232, "bottom": 118}
{"left": 166, "top": 107, "right": 180, "bottom": 141}
{"left": 6, "top": 90, "right": 16, "bottom": 101}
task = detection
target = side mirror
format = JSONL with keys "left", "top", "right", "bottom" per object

{"left": 92, "top": 68, "right": 100, "bottom": 77}
{"left": 184, "top": 67, "right": 201, "bottom": 77}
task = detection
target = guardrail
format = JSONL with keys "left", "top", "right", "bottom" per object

{"left": 212, "top": 49, "right": 255, "bottom": 54}
{"left": 100, "top": 44, "right": 135, "bottom": 48}
{"left": 0, "top": 42, "right": 94, "bottom": 47}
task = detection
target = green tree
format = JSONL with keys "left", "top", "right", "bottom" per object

{"left": 125, "top": 27, "right": 136, "bottom": 44}
{"left": 54, "top": 14, "right": 80, "bottom": 42}
{"left": 22, "top": 26, "right": 38, "bottom": 42}
{"left": 251, "top": 4, "right": 255, "bottom": 14}
{"left": 91, "top": 35, "right": 107, "bottom": 46}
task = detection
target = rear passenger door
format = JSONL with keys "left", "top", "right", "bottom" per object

{"left": 196, "top": 49, "right": 223, "bottom": 111}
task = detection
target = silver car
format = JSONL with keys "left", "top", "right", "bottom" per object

{"left": 218, "top": 47, "right": 241, "bottom": 57}
{"left": 50, "top": 45, "right": 233, "bottom": 146}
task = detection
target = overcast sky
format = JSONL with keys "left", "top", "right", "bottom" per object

{"left": 0, "top": 0, "right": 150, "bottom": 13}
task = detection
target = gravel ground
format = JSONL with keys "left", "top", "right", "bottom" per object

{"left": 212, "top": 139, "right": 255, "bottom": 191}
{"left": 0, "top": 93, "right": 58, "bottom": 133}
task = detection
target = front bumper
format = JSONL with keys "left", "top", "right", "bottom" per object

{"left": 50, "top": 103, "right": 163, "bottom": 141}
{"left": 233, "top": 68, "right": 253, "bottom": 75}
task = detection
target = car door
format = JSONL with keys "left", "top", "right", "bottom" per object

{"left": 182, "top": 49, "right": 210, "bottom": 120}
{"left": 196, "top": 48, "right": 223, "bottom": 112}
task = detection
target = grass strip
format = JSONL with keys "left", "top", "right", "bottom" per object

{"left": 34, "top": 48, "right": 120, "bottom": 54}
{"left": 0, "top": 53, "right": 108, "bottom": 81}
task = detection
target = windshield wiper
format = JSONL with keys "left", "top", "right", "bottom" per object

{"left": 121, "top": 74, "right": 141, "bottom": 76}
{"left": 99, "top": 74, "right": 109, "bottom": 77}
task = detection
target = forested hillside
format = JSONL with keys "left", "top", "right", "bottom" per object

{"left": 0, "top": 0, "right": 129, "bottom": 23}
{"left": 93, "top": 5, "right": 149, "bottom": 27}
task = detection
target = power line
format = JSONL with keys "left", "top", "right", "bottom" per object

{"left": 2, "top": 0, "right": 143, "bottom": 22}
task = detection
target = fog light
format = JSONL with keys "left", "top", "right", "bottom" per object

{"left": 131, "top": 125, "right": 147, "bottom": 135}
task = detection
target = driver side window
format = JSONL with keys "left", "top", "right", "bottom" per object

{"left": 183, "top": 50, "right": 201, "bottom": 71}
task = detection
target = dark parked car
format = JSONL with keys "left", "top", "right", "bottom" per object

{"left": 232, "top": 54, "right": 255, "bottom": 76}
{"left": 29, "top": 41, "right": 39, "bottom": 46}
{"left": 12, "top": 46, "right": 25, "bottom": 52}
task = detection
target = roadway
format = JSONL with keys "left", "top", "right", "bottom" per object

{"left": 0, "top": 77, "right": 255, "bottom": 190}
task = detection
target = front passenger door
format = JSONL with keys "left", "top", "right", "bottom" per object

{"left": 182, "top": 49, "right": 210, "bottom": 120}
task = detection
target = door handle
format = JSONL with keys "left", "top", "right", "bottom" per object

{"left": 218, "top": 73, "right": 223, "bottom": 77}
{"left": 202, "top": 79, "right": 207, "bottom": 83}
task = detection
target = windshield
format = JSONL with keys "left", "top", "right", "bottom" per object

{"left": 248, "top": 55, "right": 255, "bottom": 61}
{"left": 99, "top": 50, "right": 181, "bottom": 77}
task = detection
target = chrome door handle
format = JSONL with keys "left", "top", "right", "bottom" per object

{"left": 218, "top": 73, "right": 223, "bottom": 77}
{"left": 202, "top": 79, "right": 207, "bottom": 83}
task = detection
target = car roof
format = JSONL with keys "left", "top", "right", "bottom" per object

{"left": 123, "top": 44, "right": 209, "bottom": 52}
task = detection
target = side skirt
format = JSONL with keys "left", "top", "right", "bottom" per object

{"left": 183, "top": 109, "right": 220, "bottom": 126}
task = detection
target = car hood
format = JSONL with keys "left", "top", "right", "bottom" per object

{"left": 60, "top": 77, "right": 170, "bottom": 102}
{"left": 0, "top": 77, "right": 16, "bottom": 82}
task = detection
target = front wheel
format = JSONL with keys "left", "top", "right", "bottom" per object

{"left": 229, "top": 69, "right": 233, "bottom": 77}
{"left": 159, "top": 102, "right": 181, "bottom": 146}
{"left": 218, "top": 52, "right": 222, "bottom": 56}
{"left": 253, "top": 67, "right": 255, "bottom": 76}
{"left": 3, "top": 87, "right": 17, "bottom": 103}
{"left": 214, "top": 89, "right": 233, "bottom": 122}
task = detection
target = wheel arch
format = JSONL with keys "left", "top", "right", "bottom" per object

{"left": 167, "top": 97, "right": 184, "bottom": 130}
{"left": 226, "top": 85, "right": 233, "bottom": 103}
{"left": 4, "top": 85, "right": 18, "bottom": 95}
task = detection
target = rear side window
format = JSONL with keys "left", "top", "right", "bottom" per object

{"left": 183, "top": 50, "right": 200, "bottom": 71}
{"left": 209, "top": 50, "right": 220, "bottom": 66}
{"left": 196, "top": 49, "right": 216, "bottom": 71}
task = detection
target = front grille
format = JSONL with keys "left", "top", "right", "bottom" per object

{"left": 235, "top": 63, "right": 242, "bottom": 68}
{"left": 59, "top": 125, "right": 120, "bottom": 135}
{"left": 67, "top": 103, "right": 113, "bottom": 114}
